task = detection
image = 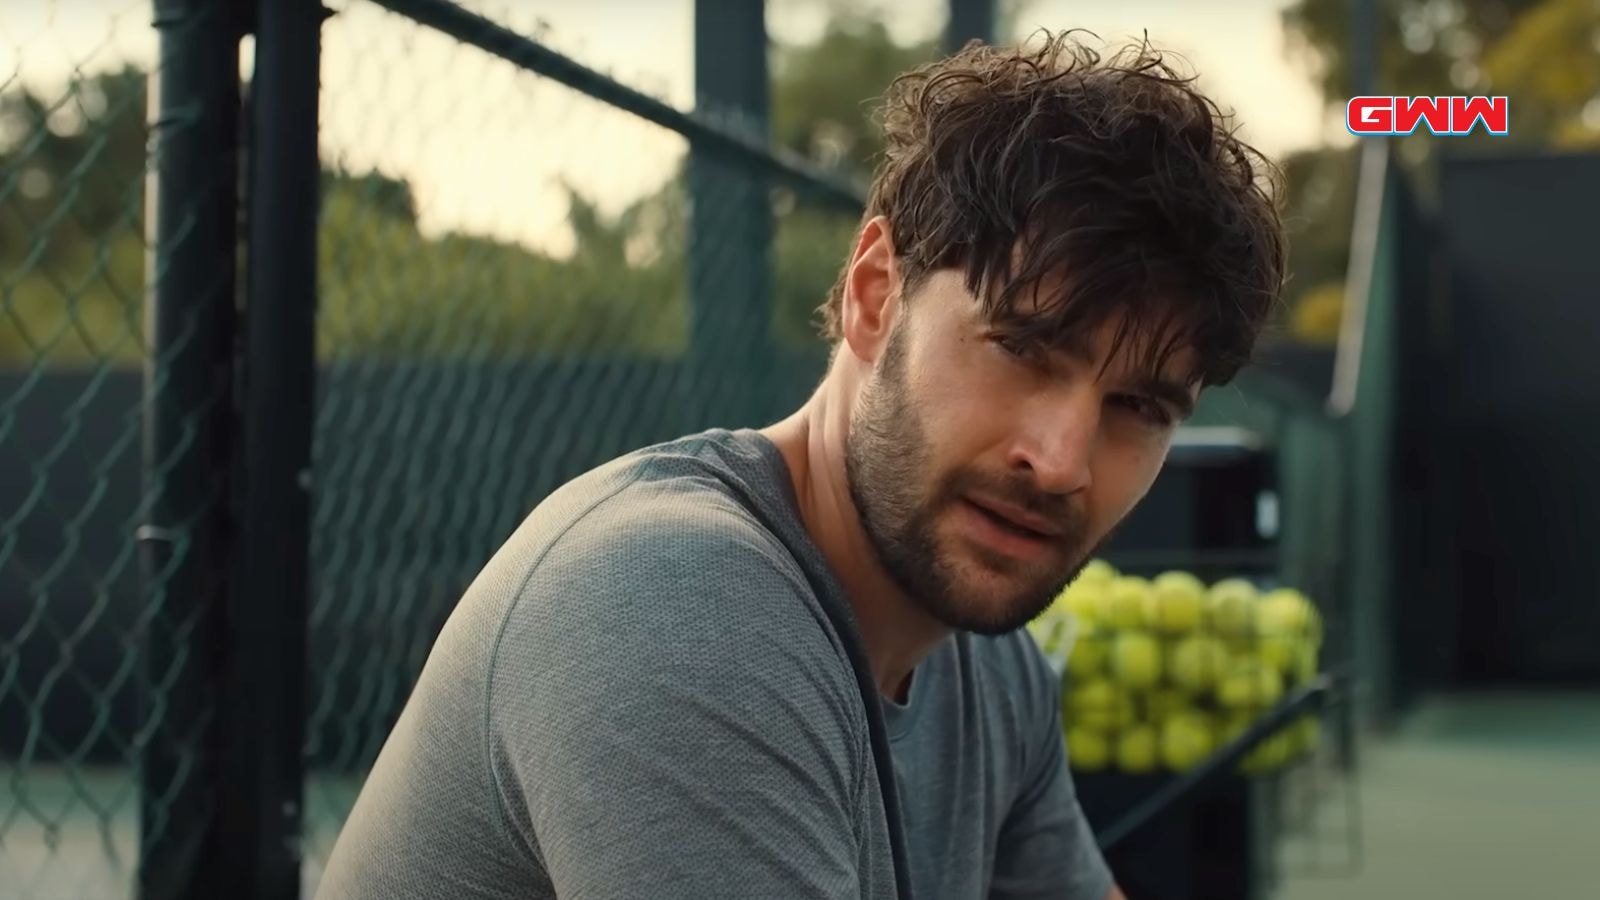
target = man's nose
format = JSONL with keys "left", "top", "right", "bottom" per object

{"left": 1005, "top": 391, "right": 1097, "bottom": 496}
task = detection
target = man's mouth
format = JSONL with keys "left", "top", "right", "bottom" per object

{"left": 963, "top": 495, "right": 1063, "bottom": 541}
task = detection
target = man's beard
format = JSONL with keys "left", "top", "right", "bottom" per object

{"left": 843, "top": 326, "right": 1095, "bottom": 635}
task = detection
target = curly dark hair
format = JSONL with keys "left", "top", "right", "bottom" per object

{"left": 819, "top": 30, "right": 1287, "bottom": 387}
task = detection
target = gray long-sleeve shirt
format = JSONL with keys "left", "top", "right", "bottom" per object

{"left": 316, "top": 428, "right": 1112, "bottom": 900}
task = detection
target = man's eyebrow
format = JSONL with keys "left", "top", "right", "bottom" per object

{"left": 990, "top": 318, "right": 1097, "bottom": 363}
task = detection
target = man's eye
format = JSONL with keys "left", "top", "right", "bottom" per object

{"left": 991, "top": 333, "right": 1038, "bottom": 362}
{"left": 1112, "top": 394, "right": 1173, "bottom": 427}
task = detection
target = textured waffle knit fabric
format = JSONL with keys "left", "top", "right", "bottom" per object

{"left": 316, "top": 428, "right": 1112, "bottom": 900}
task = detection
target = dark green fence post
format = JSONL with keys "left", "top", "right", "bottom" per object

{"left": 690, "top": 0, "right": 771, "bottom": 429}
{"left": 1351, "top": 0, "right": 1378, "bottom": 98}
{"left": 138, "top": 1, "right": 241, "bottom": 897}
{"left": 224, "top": 0, "right": 324, "bottom": 896}
{"left": 944, "top": 0, "right": 995, "bottom": 51}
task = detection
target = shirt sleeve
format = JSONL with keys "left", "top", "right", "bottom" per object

{"left": 988, "top": 656, "right": 1115, "bottom": 900}
{"left": 486, "top": 509, "right": 872, "bottom": 900}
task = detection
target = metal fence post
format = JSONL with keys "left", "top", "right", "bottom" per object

{"left": 690, "top": 0, "right": 772, "bottom": 429}
{"left": 139, "top": 1, "right": 241, "bottom": 897}
{"left": 224, "top": 0, "right": 323, "bottom": 896}
{"left": 944, "top": 0, "right": 995, "bottom": 52}
{"left": 1351, "top": 0, "right": 1377, "bottom": 99}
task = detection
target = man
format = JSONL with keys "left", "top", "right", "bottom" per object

{"left": 318, "top": 31, "right": 1284, "bottom": 900}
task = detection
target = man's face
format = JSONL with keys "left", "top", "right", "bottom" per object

{"left": 844, "top": 270, "right": 1198, "bottom": 635}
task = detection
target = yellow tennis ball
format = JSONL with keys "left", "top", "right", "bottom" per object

{"left": 1160, "top": 713, "right": 1217, "bottom": 772}
{"left": 1258, "top": 588, "right": 1317, "bottom": 637}
{"left": 1105, "top": 576, "right": 1155, "bottom": 630}
{"left": 1067, "top": 726, "right": 1111, "bottom": 772}
{"left": 1115, "top": 725, "right": 1161, "bottom": 774}
{"left": 1066, "top": 622, "right": 1109, "bottom": 679}
{"left": 1067, "top": 679, "right": 1136, "bottom": 732}
{"left": 1216, "top": 659, "right": 1285, "bottom": 709}
{"left": 1109, "top": 631, "right": 1163, "bottom": 689}
{"left": 1060, "top": 581, "right": 1109, "bottom": 625}
{"left": 1151, "top": 571, "right": 1207, "bottom": 634}
{"left": 1075, "top": 558, "right": 1119, "bottom": 586}
{"left": 1207, "top": 578, "right": 1260, "bottom": 636}
{"left": 1167, "top": 635, "right": 1228, "bottom": 693}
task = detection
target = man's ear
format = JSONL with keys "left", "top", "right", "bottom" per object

{"left": 840, "top": 215, "right": 901, "bottom": 365}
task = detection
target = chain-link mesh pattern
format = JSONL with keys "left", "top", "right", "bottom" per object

{"left": 302, "top": 0, "right": 862, "bottom": 881}
{"left": 0, "top": 1, "right": 865, "bottom": 894}
{"left": 1, "top": 2, "right": 234, "bottom": 898}
{"left": 4, "top": 1, "right": 1378, "bottom": 896}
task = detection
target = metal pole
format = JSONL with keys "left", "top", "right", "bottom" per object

{"left": 139, "top": 1, "right": 241, "bottom": 897}
{"left": 371, "top": 0, "right": 861, "bottom": 211}
{"left": 1351, "top": 0, "right": 1377, "bottom": 98}
{"left": 690, "top": 0, "right": 772, "bottom": 429}
{"left": 223, "top": 0, "right": 323, "bottom": 896}
{"left": 944, "top": 0, "right": 996, "bottom": 52}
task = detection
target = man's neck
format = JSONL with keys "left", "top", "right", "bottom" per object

{"left": 760, "top": 386, "right": 949, "bottom": 701}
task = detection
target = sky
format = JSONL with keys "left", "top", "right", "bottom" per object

{"left": 1, "top": 0, "right": 1340, "bottom": 255}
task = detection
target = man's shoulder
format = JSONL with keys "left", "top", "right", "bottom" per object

{"left": 471, "top": 429, "right": 788, "bottom": 584}
{"left": 456, "top": 427, "right": 846, "bottom": 677}
{"left": 518, "top": 427, "right": 807, "bottom": 592}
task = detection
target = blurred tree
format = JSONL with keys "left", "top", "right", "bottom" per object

{"left": 768, "top": 1, "right": 1038, "bottom": 349}
{"left": 0, "top": 66, "right": 148, "bottom": 249}
{"left": 0, "top": 6, "right": 1052, "bottom": 366}
{"left": 1282, "top": 0, "right": 1545, "bottom": 102}
{"left": 1, "top": 67, "right": 149, "bottom": 367}
{"left": 772, "top": 11, "right": 939, "bottom": 176}
{"left": 0, "top": 62, "right": 695, "bottom": 366}
{"left": 771, "top": 0, "right": 1041, "bottom": 178}
{"left": 1282, "top": 0, "right": 1599, "bottom": 150}
{"left": 317, "top": 173, "right": 689, "bottom": 361}
{"left": 1276, "top": 143, "right": 1360, "bottom": 344}
{"left": 1277, "top": 0, "right": 1600, "bottom": 345}
{"left": 1479, "top": 0, "right": 1600, "bottom": 149}
{"left": 1290, "top": 280, "right": 1349, "bottom": 344}
{"left": 767, "top": 8, "right": 943, "bottom": 349}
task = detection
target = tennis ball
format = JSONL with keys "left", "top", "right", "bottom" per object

{"left": 1066, "top": 622, "right": 1109, "bottom": 679}
{"left": 1167, "top": 635, "right": 1228, "bottom": 693}
{"left": 1258, "top": 588, "right": 1317, "bottom": 637}
{"left": 1067, "top": 726, "right": 1111, "bottom": 772}
{"left": 1151, "top": 571, "right": 1207, "bottom": 634}
{"left": 1217, "top": 659, "right": 1285, "bottom": 709}
{"left": 1110, "top": 632, "right": 1163, "bottom": 689}
{"left": 1208, "top": 578, "right": 1260, "bottom": 636}
{"left": 1160, "top": 712, "right": 1216, "bottom": 772}
{"left": 1060, "top": 581, "right": 1109, "bottom": 625}
{"left": 1105, "top": 576, "right": 1155, "bottom": 630}
{"left": 1075, "top": 558, "right": 1119, "bottom": 586}
{"left": 1115, "top": 725, "right": 1161, "bottom": 774}
{"left": 1290, "top": 642, "right": 1319, "bottom": 683}
{"left": 1067, "top": 679, "right": 1135, "bottom": 732}
{"left": 1258, "top": 633, "right": 1303, "bottom": 674}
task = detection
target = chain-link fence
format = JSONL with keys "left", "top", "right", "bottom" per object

{"left": 2, "top": 0, "right": 865, "bottom": 897}
{"left": 1, "top": 0, "right": 242, "bottom": 897}
{"left": 3, "top": 1, "right": 1404, "bottom": 897}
